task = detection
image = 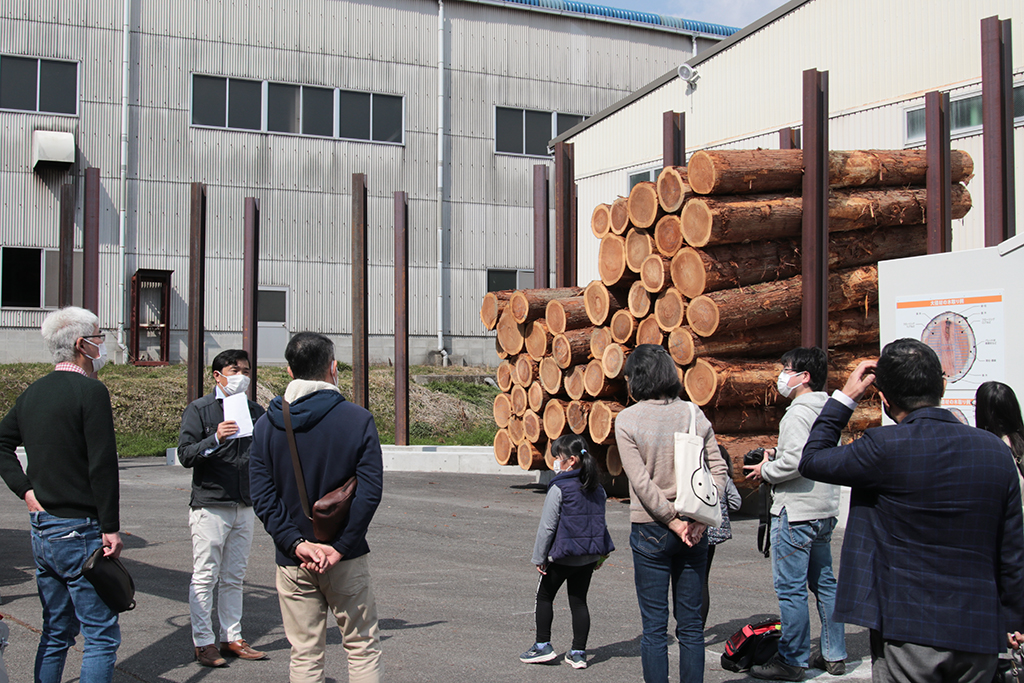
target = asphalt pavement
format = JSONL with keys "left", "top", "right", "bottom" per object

{"left": 0, "top": 458, "right": 871, "bottom": 681}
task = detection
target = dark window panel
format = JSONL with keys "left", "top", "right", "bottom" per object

{"left": 556, "top": 113, "right": 583, "bottom": 137}
{"left": 487, "top": 269, "right": 517, "bottom": 293}
{"left": 268, "top": 82, "right": 300, "bottom": 133}
{"left": 228, "top": 79, "right": 261, "bottom": 130}
{"left": 524, "top": 109, "right": 550, "bottom": 156}
{"left": 906, "top": 108, "right": 925, "bottom": 141}
{"left": 371, "top": 94, "right": 403, "bottom": 143}
{"left": 1, "top": 247, "right": 42, "bottom": 308}
{"left": 39, "top": 59, "right": 77, "bottom": 114}
{"left": 1015, "top": 85, "right": 1024, "bottom": 118}
{"left": 339, "top": 90, "right": 370, "bottom": 140}
{"left": 192, "top": 75, "right": 226, "bottom": 126}
{"left": 495, "top": 106, "right": 522, "bottom": 153}
{"left": 258, "top": 290, "right": 287, "bottom": 323}
{"left": 302, "top": 86, "right": 333, "bottom": 136}
{"left": 0, "top": 56, "right": 38, "bottom": 111}
{"left": 950, "top": 95, "right": 982, "bottom": 131}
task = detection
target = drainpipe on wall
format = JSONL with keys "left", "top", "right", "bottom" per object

{"left": 116, "top": 0, "right": 130, "bottom": 359}
{"left": 436, "top": 0, "right": 449, "bottom": 366}
{"left": 691, "top": 33, "right": 697, "bottom": 58}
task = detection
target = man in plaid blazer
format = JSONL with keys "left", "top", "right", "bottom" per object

{"left": 800, "top": 339, "right": 1024, "bottom": 682}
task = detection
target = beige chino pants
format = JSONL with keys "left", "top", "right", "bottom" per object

{"left": 276, "top": 554, "right": 382, "bottom": 683}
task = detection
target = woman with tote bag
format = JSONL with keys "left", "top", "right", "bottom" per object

{"left": 615, "top": 344, "right": 728, "bottom": 683}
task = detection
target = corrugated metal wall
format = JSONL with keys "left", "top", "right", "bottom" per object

{"left": 572, "top": 0, "right": 1024, "bottom": 258}
{"left": 0, "top": 0, "right": 713, "bottom": 361}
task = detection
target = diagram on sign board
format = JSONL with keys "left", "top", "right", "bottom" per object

{"left": 894, "top": 290, "right": 1004, "bottom": 426}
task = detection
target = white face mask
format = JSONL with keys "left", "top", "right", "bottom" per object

{"left": 220, "top": 374, "right": 250, "bottom": 396}
{"left": 84, "top": 339, "right": 108, "bottom": 373}
{"left": 552, "top": 458, "right": 563, "bottom": 474}
{"left": 777, "top": 371, "right": 799, "bottom": 398}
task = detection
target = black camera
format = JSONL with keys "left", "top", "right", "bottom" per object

{"left": 743, "top": 447, "right": 766, "bottom": 466}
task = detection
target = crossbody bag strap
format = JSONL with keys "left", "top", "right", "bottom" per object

{"left": 282, "top": 400, "right": 313, "bottom": 520}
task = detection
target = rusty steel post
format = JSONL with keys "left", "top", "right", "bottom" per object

{"left": 981, "top": 16, "right": 1016, "bottom": 246}
{"left": 83, "top": 168, "right": 100, "bottom": 315}
{"left": 801, "top": 69, "right": 829, "bottom": 351}
{"left": 662, "top": 111, "right": 684, "bottom": 167}
{"left": 779, "top": 127, "right": 800, "bottom": 150}
{"left": 59, "top": 184, "right": 75, "bottom": 307}
{"left": 351, "top": 173, "right": 369, "bottom": 409}
{"left": 533, "top": 165, "right": 549, "bottom": 289}
{"left": 187, "top": 182, "right": 207, "bottom": 405}
{"left": 242, "top": 197, "right": 260, "bottom": 401}
{"left": 394, "top": 191, "right": 409, "bottom": 446}
{"left": 925, "top": 91, "right": 952, "bottom": 254}
{"left": 554, "top": 142, "right": 577, "bottom": 287}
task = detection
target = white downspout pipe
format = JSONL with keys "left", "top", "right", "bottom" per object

{"left": 116, "top": 0, "right": 130, "bottom": 359}
{"left": 436, "top": 0, "right": 449, "bottom": 366}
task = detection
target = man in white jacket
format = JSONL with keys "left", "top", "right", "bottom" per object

{"left": 745, "top": 347, "right": 846, "bottom": 680}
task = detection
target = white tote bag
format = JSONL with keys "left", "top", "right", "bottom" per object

{"left": 673, "top": 401, "right": 723, "bottom": 528}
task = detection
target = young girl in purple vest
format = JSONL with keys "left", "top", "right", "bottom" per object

{"left": 520, "top": 434, "right": 615, "bottom": 670}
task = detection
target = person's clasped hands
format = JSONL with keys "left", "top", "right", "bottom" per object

{"left": 295, "top": 541, "right": 343, "bottom": 573}
{"left": 668, "top": 517, "right": 706, "bottom": 547}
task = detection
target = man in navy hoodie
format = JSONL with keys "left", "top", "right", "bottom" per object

{"left": 250, "top": 332, "right": 383, "bottom": 683}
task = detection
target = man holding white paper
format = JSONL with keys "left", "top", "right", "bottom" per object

{"left": 178, "top": 349, "right": 267, "bottom": 668}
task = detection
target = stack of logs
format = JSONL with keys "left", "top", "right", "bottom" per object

{"left": 482, "top": 148, "right": 973, "bottom": 486}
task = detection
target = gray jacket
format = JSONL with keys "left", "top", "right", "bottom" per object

{"left": 761, "top": 391, "right": 840, "bottom": 522}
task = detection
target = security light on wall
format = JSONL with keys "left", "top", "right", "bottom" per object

{"left": 677, "top": 64, "right": 700, "bottom": 88}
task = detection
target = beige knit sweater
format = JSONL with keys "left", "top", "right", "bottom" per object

{"left": 614, "top": 397, "right": 728, "bottom": 525}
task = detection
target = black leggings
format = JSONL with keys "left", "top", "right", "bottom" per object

{"left": 535, "top": 561, "right": 597, "bottom": 651}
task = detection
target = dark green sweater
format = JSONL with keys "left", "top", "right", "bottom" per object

{"left": 0, "top": 370, "right": 120, "bottom": 532}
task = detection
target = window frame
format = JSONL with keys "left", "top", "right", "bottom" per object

{"left": 0, "top": 246, "right": 83, "bottom": 310}
{"left": 628, "top": 166, "right": 660, "bottom": 193}
{"left": 494, "top": 106, "right": 586, "bottom": 158}
{"left": 904, "top": 81, "right": 1024, "bottom": 146}
{"left": 190, "top": 74, "right": 404, "bottom": 145}
{"left": 0, "top": 54, "right": 79, "bottom": 116}
{"left": 486, "top": 268, "right": 534, "bottom": 292}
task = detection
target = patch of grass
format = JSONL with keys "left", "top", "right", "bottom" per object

{"left": 0, "top": 362, "right": 499, "bottom": 455}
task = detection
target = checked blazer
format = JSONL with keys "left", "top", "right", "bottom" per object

{"left": 799, "top": 399, "right": 1024, "bottom": 654}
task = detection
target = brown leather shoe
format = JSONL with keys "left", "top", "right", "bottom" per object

{"left": 195, "top": 644, "right": 228, "bottom": 667}
{"left": 219, "top": 639, "right": 267, "bottom": 660}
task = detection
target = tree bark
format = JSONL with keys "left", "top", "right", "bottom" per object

{"left": 493, "top": 428, "right": 515, "bottom": 466}
{"left": 654, "top": 214, "right": 684, "bottom": 257}
{"left": 524, "top": 319, "right": 551, "bottom": 361}
{"left": 552, "top": 328, "right": 593, "bottom": 369}
{"left": 539, "top": 357, "right": 565, "bottom": 396}
{"left": 543, "top": 399, "right": 571, "bottom": 440}
{"left": 610, "top": 196, "right": 630, "bottom": 235}
{"left": 565, "top": 365, "right": 587, "bottom": 401}
{"left": 629, "top": 279, "right": 653, "bottom": 318}
{"left": 480, "top": 290, "right": 515, "bottom": 331}
{"left": 567, "top": 400, "right": 592, "bottom": 435}
{"left": 589, "top": 400, "right": 626, "bottom": 445}
{"left": 496, "top": 307, "right": 525, "bottom": 355}
{"left": 546, "top": 296, "right": 590, "bottom": 334}
{"left": 528, "top": 381, "right": 550, "bottom": 414}
{"left": 584, "top": 280, "right": 629, "bottom": 326}
{"left": 684, "top": 357, "right": 782, "bottom": 407}
{"left": 610, "top": 309, "right": 637, "bottom": 345}
{"left": 681, "top": 185, "right": 969, "bottom": 248}
{"left": 585, "top": 359, "right": 624, "bottom": 398}
{"left": 493, "top": 392, "right": 513, "bottom": 429}
{"left": 656, "top": 166, "right": 691, "bottom": 213}
{"left": 589, "top": 326, "right": 612, "bottom": 360}
{"left": 641, "top": 254, "right": 672, "bottom": 293}
{"left": 626, "top": 228, "right": 655, "bottom": 273}
{"left": 685, "top": 265, "right": 877, "bottom": 337}
{"left": 511, "top": 383, "right": 528, "bottom": 416}
{"left": 636, "top": 316, "right": 664, "bottom": 346}
{"left": 591, "top": 202, "right": 612, "bottom": 239}
{"left": 628, "top": 180, "right": 663, "bottom": 228}
{"left": 496, "top": 359, "right": 514, "bottom": 392}
{"left": 655, "top": 287, "right": 686, "bottom": 331}
{"left": 510, "top": 287, "right": 585, "bottom": 324}
{"left": 687, "top": 149, "right": 973, "bottom": 195}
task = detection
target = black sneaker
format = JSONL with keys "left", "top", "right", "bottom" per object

{"left": 811, "top": 652, "right": 846, "bottom": 675}
{"left": 750, "top": 653, "right": 805, "bottom": 681}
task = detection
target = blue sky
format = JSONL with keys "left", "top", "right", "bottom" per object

{"left": 593, "top": 0, "right": 790, "bottom": 30}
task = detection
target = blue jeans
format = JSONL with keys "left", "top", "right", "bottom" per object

{"left": 770, "top": 508, "right": 846, "bottom": 667}
{"left": 30, "top": 512, "right": 120, "bottom": 683}
{"left": 630, "top": 522, "right": 706, "bottom": 683}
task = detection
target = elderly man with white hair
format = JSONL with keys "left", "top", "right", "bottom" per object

{"left": 0, "top": 306, "right": 122, "bottom": 683}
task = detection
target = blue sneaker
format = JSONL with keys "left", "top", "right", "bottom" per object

{"left": 520, "top": 642, "right": 557, "bottom": 663}
{"left": 565, "top": 650, "right": 587, "bottom": 669}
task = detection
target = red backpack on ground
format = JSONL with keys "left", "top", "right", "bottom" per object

{"left": 720, "top": 619, "right": 782, "bottom": 672}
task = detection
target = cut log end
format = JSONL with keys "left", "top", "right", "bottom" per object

{"left": 628, "top": 280, "right": 652, "bottom": 318}
{"left": 598, "top": 235, "right": 629, "bottom": 286}
{"left": 539, "top": 357, "right": 564, "bottom": 395}
{"left": 640, "top": 254, "right": 671, "bottom": 293}
{"left": 565, "top": 365, "right": 587, "bottom": 401}
{"left": 610, "top": 197, "right": 630, "bottom": 235}
{"left": 496, "top": 360, "right": 514, "bottom": 392}
{"left": 601, "top": 343, "right": 629, "bottom": 379}
{"left": 680, "top": 199, "right": 713, "bottom": 248}
{"left": 590, "top": 326, "right": 612, "bottom": 360}
{"left": 589, "top": 401, "right": 625, "bottom": 445}
{"left": 654, "top": 214, "right": 684, "bottom": 257}
{"left": 670, "top": 248, "right": 706, "bottom": 299}
{"left": 686, "top": 295, "right": 719, "bottom": 337}
{"left": 668, "top": 327, "right": 695, "bottom": 366}
{"left": 605, "top": 443, "right": 623, "bottom": 476}
{"left": 628, "top": 181, "right": 661, "bottom": 229}
{"left": 636, "top": 316, "right": 664, "bottom": 347}
{"left": 656, "top": 166, "right": 689, "bottom": 213}
{"left": 610, "top": 309, "right": 637, "bottom": 345}
{"left": 625, "top": 228, "right": 654, "bottom": 273}
{"left": 683, "top": 358, "right": 717, "bottom": 406}
{"left": 494, "top": 428, "right": 515, "bottom": 466}
{"left": 543, "top": 399, "right": 570, "bottom": 440}
{"left": 591, "top": 203, "right": 612, "bottom": 239}
{"left": 566, "top": 400, "right": 592, "bottom": 435}
{"left": 493, "top": 392, "right": 513, "bottom": 428}
{"left": 510, "top": 383, "right": 528, "bottom": 416}
{"left": 517, "top": 441, "right": 546, "bottom": 470}
{"left": 654, "top": 288, "right": 686, "bottom": 332}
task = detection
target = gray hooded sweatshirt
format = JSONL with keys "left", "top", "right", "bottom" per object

{"left": 760, "top": 391, "right": 840, "bottom": 522}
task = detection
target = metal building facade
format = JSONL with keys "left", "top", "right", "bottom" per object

{"left": 0, "top": 0, "right": 732, "bottom": 365}
{"left": 563, "top": 0, "right": 1024, "bottom": 260}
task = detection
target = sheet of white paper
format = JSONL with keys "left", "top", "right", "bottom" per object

{"left": 222, "top": 392, "right": 254, "bottom": 439}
